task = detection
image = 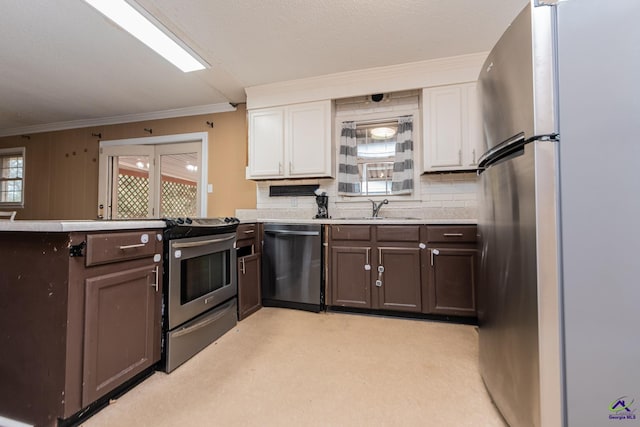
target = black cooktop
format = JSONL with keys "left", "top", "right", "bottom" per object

{"left": 163, "top": 217, "right": 240, "bottom": 239}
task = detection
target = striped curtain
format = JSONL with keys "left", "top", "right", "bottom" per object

{"left": 338, "top": 121, "right": 361, "bottom": 195}
{"left": 391, "top": 116, "right": 414, "bottom": 194}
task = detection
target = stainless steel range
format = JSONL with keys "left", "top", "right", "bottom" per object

{"left": 162, "top": 217, "right": 239, "bottom": 372}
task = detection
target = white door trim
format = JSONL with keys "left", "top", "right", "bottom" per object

{"left": 98, "top": 132, "right": 208, "bottom": 218}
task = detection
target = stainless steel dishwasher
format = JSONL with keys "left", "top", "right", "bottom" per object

{"left": 262, "top": 223, "right": 323, "bottom": 312}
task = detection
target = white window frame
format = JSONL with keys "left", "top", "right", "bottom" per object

{"left": 0, "top": 147, "right": 26, "bottom": 208}
{"left": 98, "top": 132, "right": 208, "bottom": 219}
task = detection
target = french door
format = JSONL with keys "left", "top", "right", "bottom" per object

{"left": 99, "top": 142, "right": 202, "bottom": 219}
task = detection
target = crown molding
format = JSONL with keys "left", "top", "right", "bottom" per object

{"left": 245, "top": 52, "right": 488, "bottom": 110}
{"left": 0, "top": 102, "right": 237, "bottom": 138}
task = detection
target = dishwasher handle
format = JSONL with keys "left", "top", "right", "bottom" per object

{"left": 264, "top": 229, "right": 320, "bottom": 236}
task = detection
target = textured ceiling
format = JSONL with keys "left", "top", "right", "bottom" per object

{"left": 0, "top": 0, "right": 527, "bottom": 135}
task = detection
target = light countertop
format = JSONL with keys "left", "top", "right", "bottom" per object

{"left": 0, "top": 220, "right": 166, "bottom": 233}
{"left": 253, "top": 218, "right": 477, "bottom": 225}
{"left": 0, "top": 217, "right": 476, "bottom": 233}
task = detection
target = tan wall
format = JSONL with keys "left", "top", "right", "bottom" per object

{"left": 0, "top": 105, "right": 256, "bottom": 219}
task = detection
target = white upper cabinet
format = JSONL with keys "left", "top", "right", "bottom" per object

{"left": 422, "top": 82, "right": 482, "bottom": 172}
{"left": 247, "top": 107, "right": 285, "bottom": 177}
{"left": 247, "top": 100, "right": 333, "bottom": 180}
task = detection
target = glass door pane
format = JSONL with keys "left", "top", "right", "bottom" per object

{"left": 114, "top": 155, "right": 152, "bottom": 218}
{"left": 157, "top": 143, "right": 201, "bottom": 218}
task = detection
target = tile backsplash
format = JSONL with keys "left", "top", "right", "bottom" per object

{"left": 237, "top": 172, "right": 478, "bottom": 221}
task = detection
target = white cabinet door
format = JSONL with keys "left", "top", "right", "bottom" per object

{"left": 462, "top": 83, "right": 483, "bottom": 168}
{"left": 423, "top": 86, "right": 464, "bottom": 171}
{"left": 247, "top": 108, "right": 285, "bottom": 178}
{"left": 422, "top": 83, "right": 481, "bottom": 172}
{"left": 247, "top": 100, "right": 333, "bottom": 179}
{"left": 287, "top": 101, "right": 332, "bottom": 177}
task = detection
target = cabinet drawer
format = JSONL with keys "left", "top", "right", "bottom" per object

{"left": 236, "top": 223, "right": 258, "bottom": 249}
{"left": 86, "top": 231, "right": 159, "bottom": 266}
{"left": 426, "top": 226, "right": 477, "bottom": 243}
{"left": 330, "top": 225, "right": 372, "bottom": 241}
{"left": 376, "top": 226, "right": 421, "bottom": 242}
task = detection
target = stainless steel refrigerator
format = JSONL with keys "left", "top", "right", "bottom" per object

{"left": 477, "top": 1, "right": 640, "bottom": 426}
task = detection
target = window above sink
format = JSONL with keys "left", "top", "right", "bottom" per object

{"left": 335, "top": 90, "right": 420, "bottom": 199}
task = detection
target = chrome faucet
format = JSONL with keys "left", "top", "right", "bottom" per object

{"left": 368, "top": 199, "right": 389, "bottom": 218}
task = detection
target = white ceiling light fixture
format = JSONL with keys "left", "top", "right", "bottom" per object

{"left": 83, "top": 0, "right": 208, "bottom": 72}
{"left": 370, "top": 127, "right": 396, "bottom": 139}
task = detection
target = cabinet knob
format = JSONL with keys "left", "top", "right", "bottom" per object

{"left": 375, "top": 280, "right": 383, "bottom": 287}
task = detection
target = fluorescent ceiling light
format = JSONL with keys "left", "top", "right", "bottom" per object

{"left": 84, "top": 0, "right": 207, "bottom": 72}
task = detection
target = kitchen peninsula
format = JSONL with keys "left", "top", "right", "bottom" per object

{"left": 0, "top": 220, "right": 164, "bottom": 427}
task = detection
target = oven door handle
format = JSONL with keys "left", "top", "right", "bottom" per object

{"left": 171, "top": 234, "right": 235, "bottom": 249}
{"left": 265, "top": 230, "right": 320, "bottom": 236}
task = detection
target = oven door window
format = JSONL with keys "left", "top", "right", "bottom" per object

{"left": 180, "top": 250, "right": 230, "bottom": 305}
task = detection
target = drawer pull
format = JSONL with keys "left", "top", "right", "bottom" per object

{"left": 243, "top": 230, "right": 255, "bottom": 234}
{"left": 443, "top": 233, "right": 464, "bottom": 237}
{"left": 119, "top": 243, "right": 146, "bottom": 250}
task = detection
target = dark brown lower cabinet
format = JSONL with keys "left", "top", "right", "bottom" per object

{"left": 428, "top": 247, "right": 477, "bottom": 316}
{"left": 328, "top": 225, "right": 425, "bottom": 312}
{"left": 328, "top": 224, "right": 478, "bottom": 318}
{"left": 377, "top": 246, "right": 422, "bottom": 312}
{"left": 0, "top": 229, "right": 163, "bottom": 427}
{"left": 426, "top": 225, "right": 478, "bottom": 317}
{"left": 238, "top": 253, "right": 262, "bottom": 320}
{"left": 330, "top": 245, "right": 372, "bottom": 308}
{"left": 83, "top": 264, "right": 160, "bottom": 406}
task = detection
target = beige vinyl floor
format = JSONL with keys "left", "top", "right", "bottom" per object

{"left": 81, "top": 308, "right": 507, "bottom": 427}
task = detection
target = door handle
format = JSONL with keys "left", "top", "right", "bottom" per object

{"left": 172, "top": 234, "right": 235, "bottom": 248}
{"left": 240, "top": 257, "right": 246, "bottom": 275}
{"left": 151, "top": 265, "right": 159, "bottom": 292}
{"left": 431, "top": 249, "right": 440, "bottom": 266}
{"left": 264, "top": 230, "right": 320, "bottom": 236}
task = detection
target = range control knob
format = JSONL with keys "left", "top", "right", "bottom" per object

{"left": 176, "top": 217, "right": 185, "bottom": 224}
{"left": 185, "top": 217, "right": 193, "bottom": 224}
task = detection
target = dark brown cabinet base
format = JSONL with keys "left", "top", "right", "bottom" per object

{"left": 83, "top": 263, "right": 160, "bottom": 406}
{"left": 327, "top": 224, "right": 478, "bottom": 320}
{"left": 0, "top": 229, "right": 163, "bottom": 427}
{"left": 328, "top": 225, "right": 426, "bottom": 313}
{"left": 237, "top": 223, "right": 262, "bottom": 320}
{"left": 238, "top": 253, "right": 261, "bottom": 320}
{"left": 426, "top": 225, "right": 478, "bottom": 317}
{"left": 428, "top": 247, "right": 477, "bottom": 316}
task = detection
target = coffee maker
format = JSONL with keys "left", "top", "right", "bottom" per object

{"left": 314, "top": 191, "right": 328, "bottom": 219}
